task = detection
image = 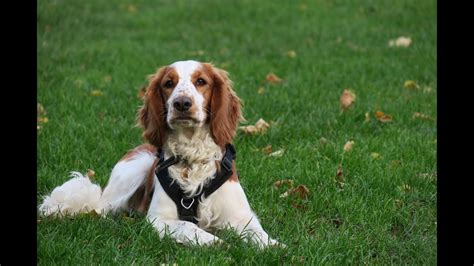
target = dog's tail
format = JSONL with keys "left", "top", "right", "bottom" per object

{"left": 38, "top": 172, "right": 102, "bottom": 216}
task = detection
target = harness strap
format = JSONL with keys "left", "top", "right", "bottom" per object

{"left": 155, "top": 144, "right": 236, "bottom": 224}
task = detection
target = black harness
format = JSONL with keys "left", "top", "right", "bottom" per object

{"left": 155, "top": 144, "right": 236, "bottom": 224}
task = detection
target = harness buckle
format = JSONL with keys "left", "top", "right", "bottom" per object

{"left": 180, "top": 198, "right": 195, "bottom": 210}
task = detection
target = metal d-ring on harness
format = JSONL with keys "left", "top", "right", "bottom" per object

{"left": 154, "top": 144, "right": 236, "bottom": 224}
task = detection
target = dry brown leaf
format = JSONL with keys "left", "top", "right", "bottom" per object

{"left": 286, "top": 50, "right": 297, "bottom": 58}
{"left": 280, "top": 185, "right": 310, "bottom": 199}
{"left": 273, "top": 179, "right": 294, "bottom": 188}
{"left": 266, "top": 73, "right": 282, "bottom": 84}
{"left": 257, "top": 87, "right": 265, "bottom": 94}
{"left": 239, "top": 125, "right": 259, "bottom": 134}
{"left": 255, "top": 118, "right": 270, "bottom": 129}
{"left": 340, "top": 89, "right": 356, "bottom": 110}
{"left": 269, "top": 149, "right": 285, "bottom": 157}
{"left": 91, "top": 90, "right": 104, "bottom": 96}
{"left": 375, "top": 111, "right": 393, "bottom": 123}
{"left": 86, "top": 169, "right": 96, "bottom": 179}
{"left": 261, "top": 144, "right": 273, "bottom": 154}
{"left": 404, "top": 80, "right": 420, "bottom": 89}
{"left": 388, "top": 36, "right": 412, "bottom": 47}
{"left": 412, "top": 112, "right": 434, "bottom": 121}
{"left": 343, "top": 140, "right": 354, "bottom": 152}
{"left": 239, "top": 118, "right": 270, "bottom": 135}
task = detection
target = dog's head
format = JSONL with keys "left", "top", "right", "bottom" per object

{"left": 138, "top": 60, "right": 243, "bottom": 149}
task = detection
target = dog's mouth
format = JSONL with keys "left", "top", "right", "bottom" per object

{"left": 169, "top": 115, "right": 201, "bottom": 127}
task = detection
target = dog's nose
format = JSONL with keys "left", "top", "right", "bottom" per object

{"left": 173, "top": 97, "right": 193, "bottom": 112}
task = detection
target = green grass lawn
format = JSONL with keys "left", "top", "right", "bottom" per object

{"left": 37, "top": 0, "right": 437, "bottom": 264}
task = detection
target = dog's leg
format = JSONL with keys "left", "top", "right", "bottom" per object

{"left": 210, "top": 181, "right": 285, "bottom": 248}
{"left": 96, "top": 151, "right": 156, "bottom": 214}
{"left": 147, "top": 181, "right": 221, "bottom": 246}
{"left": 148, "top": 218, "right": 222, "bottom": 245}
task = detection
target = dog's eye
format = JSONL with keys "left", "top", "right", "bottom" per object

{"left": 164, "top": 80, "right": 174, "bottom": 88}
{"left": 196, "top": 78, "right": 207, "bottom": 86}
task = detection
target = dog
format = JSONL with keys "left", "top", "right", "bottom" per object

{"left": 39, "top": 60, "right": 284, "bottom": 248}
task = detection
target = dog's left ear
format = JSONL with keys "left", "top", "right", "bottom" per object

{"left": 206, "top": 64, "right": 244, "bottom": 150}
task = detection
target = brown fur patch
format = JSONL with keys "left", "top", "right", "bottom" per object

{"left": 138, "top": 67, "right": 172, "bottom": 149}
{"left": 120, "top": 143, "right": 157, "bottom": 162}
{"left": 202, "top": 63, "right": 243, "bottom": 150}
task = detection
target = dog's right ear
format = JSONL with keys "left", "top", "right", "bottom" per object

{"left": 137, "top": 66, "right": 169, "bottom": 149}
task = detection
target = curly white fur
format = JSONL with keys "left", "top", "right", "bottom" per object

{"left": 38, "top": 172, "right": 102, "bottom": 216}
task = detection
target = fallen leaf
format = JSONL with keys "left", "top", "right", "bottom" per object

{"left": 412, "top": 112, "right": 434, "bottom": 121}
{"left": 257, "top": 87, "right": 265, "bottom": 94}
{"left": 266, "top": 73, "right": 282, "bottom": 84}
{"left": 404, "top": 80, "right": 420, "bottom": 89}
{"left": 261, "top": 144, "right": 273, "bottom": 154}
{"left": 239, "top": 125, "right": 259, "bottom": 134}
{"left": 86, "top": 169, "right": 96, "bottom": 179}
{"left": 388, "top": 36, "right": 412, "bottom": 47}
{"left": 239, "top": 118, "right": 270, "bottom": 135}
{"left": 340, "top": 89, "right": 356, "bottom": 110}
{"left": 255, "top": 118, "right": 269, "bottom": 129}
{"left": 104, "top": 75, "right": 112, "bottom": 83}
{"left": 269, "top": 149, "right": 285, "bottom": 157}
{"left": 319, "top": 137, "right": 328, "bottom": 144}
{"left": 37, "top": 117, "right": 49, "bottom": 123}
{"left": 343, "top": 140, "right": 354, "bottom": 152}
{"left": 375, "top": 111, "right": 393, "bottom": 123}
{"left": 273, "top": 179, "right": 294, "bottom": 188}
{"left": 370, "top": 152, "right": 381, "bottom": 159}
{"left": 37, "top": 103, "right": 46, "bottom": 115}
{"left": 286, "top": 50, "right": 297, "bottom": 58}
{"left": 280, "top": 185, "right": 310, "bottom": 199}
{"left": 364, "top": 112, "right": 370, "bottom": 123}
{"left": 91, "top": 90, "right": 104, "bottom": 96}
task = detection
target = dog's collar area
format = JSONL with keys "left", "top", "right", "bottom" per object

{"left": 155, "top": 144, "right": 236, "bottom": 224}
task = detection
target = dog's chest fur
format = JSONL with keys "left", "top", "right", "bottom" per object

{"left": 163, "top": 126, "right": 223, "bottom": 198}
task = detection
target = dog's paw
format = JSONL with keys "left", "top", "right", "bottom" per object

{"left": 268, "top": 238, "right": 287, "bottom": 248}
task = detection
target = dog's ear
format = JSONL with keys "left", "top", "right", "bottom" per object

{"left": 207, "top": 64, "right": 244, "bottom": 149}
{"left": 137, "top": 66, "right": 169, "bottom": 149}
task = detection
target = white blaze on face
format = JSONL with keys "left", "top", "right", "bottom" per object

{"left": 167, "top": 60, "right": 206, "bottom": 127}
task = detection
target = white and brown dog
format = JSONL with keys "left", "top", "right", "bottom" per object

{"left": 39, "top": 60, "right": 284, "bottom": 248}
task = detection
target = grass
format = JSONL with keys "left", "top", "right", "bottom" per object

{"left": 37, "top": 0, "right": 437, "bottom": 264}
